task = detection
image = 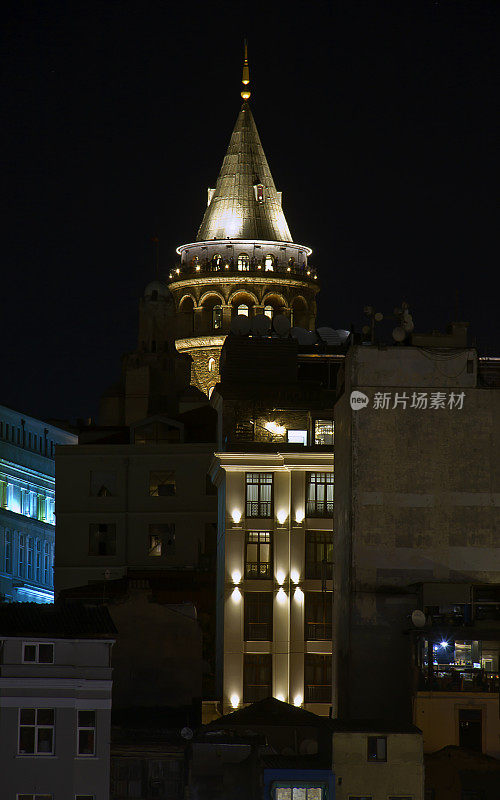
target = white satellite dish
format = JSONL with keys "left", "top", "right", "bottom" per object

{"left": 231, "top": 315, "right": 251, "bottom": 335}
{"left": 392, "top": 326, "right": 406, "bottom": 342}
{"left": 272, "top": 314, "right": 291, "bottom": 336}
{"left": 336, "top": 329, "right": 350, "bottom": 342}
{"left": 411, "top": 610, "right": 426, "bottom": 628}
{"left": 181, "top": 726, "right": 193, "bottom": 740}
{"left": 251, "top": 314, "right": 271, "bottom": 335}
{"left": 317, "top": 327, "right": 342, "bottom": 346}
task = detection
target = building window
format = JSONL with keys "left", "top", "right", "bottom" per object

{"left": 314, "top": 419, "right": 334, "bottom": 445}
{"left": 306, "top": 472, "right": 334, "bottom": 517}
{"left": 367, "top": 736, "right": 387, "bottom": 762}
{"left": 304, "top": 654, "right": 331, "bottom": 703}
{"left": 244, "top": 592, "right": 273, "bottom": 640}
{"left": 27, "top": 537, "right": 34, "bottom": 580}
{"left": 36, "top": 539, "right": 41, "bottom": 581}
{"left": 4, "top": 530, "right": 12, "bottom": 574}
{"left": 90, "top": 470, "right": 116, "bottom": 497}
{"left": 245, "top": 532, "right": 272, "bottom": 578}
{"left": 264, "top": 254, "right": 274, "bottom": 271}
{"left": 23, "top": 643, "right": 54, "bottom": 664}
{"left": 243, "top": 654, "right": 272, "bottom": 702}
{"left": 43, "top": 542, "right": 50, "bottom": 583}
{"left": 88, "top": 524, "right": 116, "bottom": 556}
{"left": 212, "top": 254, "right": 222, "bottom": 270}
{"left": 238, "top": 253, "right": 250, "bottom": 271}
{"left": 305, "top": 531, "right": 333, "bottom": 580}
{"left": 149, "top": 470, "right": 176, "bottom": 496}
{"left": 148, "top": 523, "right": 175, "bottom": 556}
{"left": 264, "top": 305, "right": 273, "bottom": 319}
{"left": 212, "top": 305, "right": 223, "bottom": 330}
{"left": 75, "top": 796, "right": 95, "bottom": 800}
{"left": 287, "top": 429, "right": 307, "bottom": 445}
{"left": 305, "top": 592, "right": 332, "bottom": 640}
{"left": 246, "top": 472, "right": 273, "bottom": 518}
{"left": 459, "top": 708, "right": 482, "bottom": 751}
{"left": 77, "top": 710, "right": 96, "bottom": 756}
{"left": 0, "top": 478, "right": 7, "bottom": 507}
{"left": 276, "top": 790, "right": 324, "bottom": 800}
{"left": 37, "top": 494, "right": 46, "bottom": 522}
{"left": 17, "top": 795, "right": 54, "bottom": 800}
{"left": 208, "top": 357, "right": 216, "bottom": 373}
{"left": 19, "top": 534, "right": 26, "bottom": 578}
{"left": 237, "top": 303, "right": 249, "bottom": 317}
{"left": 18, "top": 708, "right": 55, "bottom": 755}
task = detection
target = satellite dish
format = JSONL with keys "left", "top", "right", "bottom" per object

{"left": 336, "top": 329, "right": 350, "bottom": 342}
{"left": 392, "top": 326, "right": 406, "bottom": 342}
{"left": 273, "top": 314, "right": 291, "bottom": 336}
{"left": 181, "top": 727, "right": 193, "bottom": 740}
{"left": 411, "top": 610, "right": 426, "bottom": 628}
{"left": 317, "top": 327, "right": 342, "bottom": 346}
{"left": 251, "top": 314, "right": 271, "bottom": 335}
{"left": 231, "top": 315, "right": 251, "bottom": 335}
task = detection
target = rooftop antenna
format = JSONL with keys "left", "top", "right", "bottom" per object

{"left": 151, "top": 235, "right": 159, "bottom": 280}
{"left": 241, "top": 39, "right": 251, "bottom": 101}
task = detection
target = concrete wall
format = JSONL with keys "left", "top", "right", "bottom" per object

{"left": 415, "top": 691, "right": 500, "bottom": 758}
{"left": 333, "top": 731, "right": 424, "bottom": 800}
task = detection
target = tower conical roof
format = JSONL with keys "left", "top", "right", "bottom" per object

{"left": 196, "top": 103, "right": 293, "bottom": 242}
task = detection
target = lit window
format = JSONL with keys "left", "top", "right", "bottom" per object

{"left": 23, "top": 643, "right": 54, "bottom": 664}
{"left": 367, "top": 736, "right": 387, "bottom": 762}
{"left": 148, "top": 523, "right": 175, "bottom": 556}
{"left": 149, "top": 470, "right": 176, "bottom": 496}
{"left": 238, "top": 254, "right": 250, "bottom": 271}
{"left": 265, "top": 254, "right": 274, "bottom": 271}
{"left": 4, "top": 530, "right": 12, "bottom": 574}
{"left": 246, "top": 472, "right": 273, "bottom": 518}
{"left": 305, "top": 593, "right": 332, "bottom": 640}
{"left": 35, "top": 539, "right": 41, "bottom": 581}
{"left": 212, "top": 305, "right": 223, "bottom": 330}
{"left": 43, "top": 542, "right": 50, "bottom": 583}
{"left": 264, "top": 305, "right": 273, "bottom": 319}
{"left": 245, "top": 532, "right": 272, "bottom": 578}
{"left": 18, "top": 708, "right": 55, "bottom": 755}
{"left": 237, "top": 304, "right": 249, "bottom": 317}
{"left": 243, "top": 654, "right": 271, "bottom": 702}
{"left": 88, "top": 524, "right": 116, "bottom": 556}
{"left": 305, "top": 531, "right": 333, "bottom": 580}
{"left": 212, "top": 254, "right": 222, "bottom": 270}
{"left": 305, "top": 653, "right": 331, "bottom": 702}
{"left": 208, "top": 357, "right": 216, "bottom": 373}
{"left": 287, "top": 429, "right": 307, "bottom": 445}
{"left": 27, "top": 537, "right": 34, "bottom": 580}
{"left": 306, "top": 472, "right": 333, "bottom": 517}
{"left": 77, "top": 710, "right": 96, "bottom": 756}
{"left": 275, "top": 789, "right": 323, "bottom": 800}
{"left": 314, "top": 420, "right": 333, "bottom": 445}
{"left": 244, "top": 592, "right": 273, "bottom": 640}
{"left": 19, "top": 534, "right": 25, "bottom": 578}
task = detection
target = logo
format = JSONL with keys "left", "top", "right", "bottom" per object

{"left": 350, "top": 391, "right": 369, "bottom": 410}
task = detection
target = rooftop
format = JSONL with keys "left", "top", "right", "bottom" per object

{"left": 0, "top": 601, "right": 117, "bottom": 638}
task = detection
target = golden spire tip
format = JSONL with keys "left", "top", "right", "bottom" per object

{"left": 241, "top": 39, "right": 250, "bottom": 101}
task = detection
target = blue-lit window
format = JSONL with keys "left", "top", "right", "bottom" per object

{"left": 43, "top": 543, "right": 50, "bottom": 584}
{"left": 35, "top": 540, "right": 41, "bottom": 581}
{"left": 19, "top": 535, "right": 25, "bottom": 578}
{"left": 4, "top": 531, "right": 12, "bottom": 574}
{"left": 27, "top": 538, "right": 34, "bottom": 580}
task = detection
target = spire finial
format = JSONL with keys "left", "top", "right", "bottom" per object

{"left": 241, "top": 39, "right": 251, "bottom": 101}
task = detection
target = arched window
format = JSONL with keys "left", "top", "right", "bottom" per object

{"left": 237, "top": 304, "right": 249, "bottom": 317}
{"left": 208, "top": 386, "right": 214, "bottom": 399}
{"left": 208, "top": 357, "right": 216, "bottom": 373}
{"left": 264, "top": 305, "right": 273, "bottom": 320}
{"left": 238, "top": 254, "right": 250, "bottom": 271}
{"left": 212, "top": 305, "right": 223, "bottom": 330}
{"left": 212, "top": 254, "right": 222, "bottom": 270}
{"left": 265, "top": 254, "right": 275, "bottom": 271}
{"left": 288, "top": 257, "right": 295, "bottom": 268}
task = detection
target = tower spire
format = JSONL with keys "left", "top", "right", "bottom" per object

{"left": 241, "top": 39, "right": 251, "bottom": 101}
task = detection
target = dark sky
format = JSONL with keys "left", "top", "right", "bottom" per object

{"left": 1, "top": 0, "right": 498, "bottom": 422}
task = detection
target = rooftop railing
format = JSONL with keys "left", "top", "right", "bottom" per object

{"left": 168, "top": 259, "right": 318, "bottom": 282}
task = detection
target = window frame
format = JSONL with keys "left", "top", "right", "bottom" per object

{"left": 305, "top": 592, "right": 332, "bottom": 641}
{"left": 17, "top": 795, "right": 54, "bottom": 800}
{"left": 304, "top": 653, "right": 332, "bottom": 703}
{"left": 149, "top": 470, "right": 176, "bottom": 497}
{"left": 245, "top": 472, "right": 274, "bottom": 518}
{"left": 148, "top": 523, "right": 176, "bottom": 557}
{"left": 245, "top": 531, "right": 272, "bottom": 579}
{"left": 244, "top": 592, "right": 273, "bottom": 640}
{"left": 306, "top": 472, "right": 334, "bottom": 518}
{"left": 367, "top": 735, "right": 387, "bottom": 763}
{"left": 18, "top": 708, "right": 55, "bottom": 756}
{"left": 23, "top": 642, "right": 54, "bottom": 664}
{"left": 77, "top": 710, "right": 96, "bottom": 757}
{"left": 88, "top": 523, "right": 117, "bottom": 556}
{"left": 243, "top": 653, "right": 272, "bottom": 703}
{"left": 305, "top": 531, "right": 333, "bottom": 580}
{"left": 314, "top": 419, "right": 334, "bottom": 446}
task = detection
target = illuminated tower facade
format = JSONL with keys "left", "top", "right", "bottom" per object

{"left": 169, "top": 46, "right": 320, "bottom": 396}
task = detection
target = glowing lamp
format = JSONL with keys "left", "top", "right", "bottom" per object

{"left": 277, "top": 509, "right": 288, "bottom": 525}
{"left": 293, "top": 694, "right": 303, "bottom": 707}
{"left": 265, "top": 421, "right": 286, "bottom": 436}
{"left": 230, "top": 693, "right": 240, "bottom": 709}
{"left": 440, "top": 640, "right": 448, "bottom": 649}
{"left": 294, "top": 587, "right": 304, "bottom": 603}
{"left": 231, "top": 587, "right": 241, "bottom": 603}
{"left": 277, "top": 587, "right": 287, "bottom": 604}
{"left": 276, "top": 693, "right": 285, "bottom": 702}
{"left": 231, "top": 569, "right": 241, "bottom": 585}
{"left": 295, "top": 509, "right": 305, "bottom": 524}
{"left": 231, "top": 509, "right": 242, "bottom": 524}
{"left": 276, "top": 569, "right": 286, "bottom": 586}
{"left": 290, "top": 569, "right": 300, "bottom": 585}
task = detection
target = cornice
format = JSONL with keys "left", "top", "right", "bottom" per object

{"left": 168, "top": 276, "right": 318, "bottom": 292}
{"left": 175, "top": 336, "right": 226, "bottom": 351}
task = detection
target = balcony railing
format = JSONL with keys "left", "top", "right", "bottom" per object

{"left": 246, "top": 501, "right": 272, "bottom": 518}
{"left": 306, "top": 500, "right": 334, "bottom": 518}
{"left": 305, "top": 622, "right": 332, "bottom": 641}
{"left": 245, "top": 562, "right": 272, "bottom": 579}
{"left": 305, "top": 562, "right": 333, "bottom": 580}
{"left": 419, "top": 669, "right": 500, "bottom": 693}
{"left": 305, "top": 684, "right": 331, "bottom": 703}
{"left": 168, "top": 260, "right": 318, "bottom": 283}
{"left": 244, "top": 622, "right": 273, "bottom": 641}
{"left": 244, "top": 684, "right": 272, "bottom": 703}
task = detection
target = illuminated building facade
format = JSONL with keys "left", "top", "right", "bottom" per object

{"left": 210, "top": 334, "right": 336, "bottom": 716}
{"left": 167, "top": 47, "right": 320, "bottom": 396}
{"left": 0, "top": 405, "right": 77, "bottom": 603}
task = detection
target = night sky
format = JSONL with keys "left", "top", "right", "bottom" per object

{"left": 1, "top": 0, "right": 498, "bottom": 422}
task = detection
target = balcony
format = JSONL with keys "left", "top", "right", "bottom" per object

{"left": 167, "top": 259, "right": 318, "bottom": 285}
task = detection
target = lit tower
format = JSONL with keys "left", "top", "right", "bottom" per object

{"left": 168, "top": 44, "right": 320, "bottom": 396}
